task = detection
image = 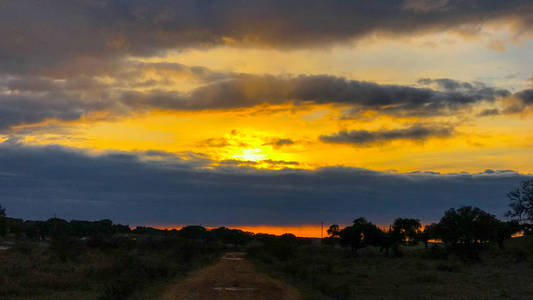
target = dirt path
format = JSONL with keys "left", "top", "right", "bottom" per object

{"left": 160, "top": 252, "right": 302, "bottom": 300}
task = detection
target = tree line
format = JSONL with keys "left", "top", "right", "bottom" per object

{"left": 0, "top": 214, "right": 252, "bottom": 247}
{"left": 1, "top": 179, "right": 533, "bottom": 259}
{"left": 325, "top": 179, "right": 533, "bottom": 260}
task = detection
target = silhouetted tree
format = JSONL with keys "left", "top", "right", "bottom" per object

{"left": 0, "top": 203, "right": 6, "bottom": 236}
{"left": 211, "top": 227, "right": 252, "bottom": 246}
{"left": 375, "top": 226, "right": 396, "bottom": 256}
{"left": 506, "top": 179, "right": 533, "bottom": 234}
{"left": 392, "top": 218, "right": 421, "bottom": 245}
{"left": 274, "top": 233, "right": 299, "bottom": 260}
{"left": 133, "top": 226, "right": 164, "bottom": 235}
{"left": 435, "top": 206, "right": 500, "bottom": 260}
{"left": 178, "top": 226, "right": 209, "bottom": 240}
{"left": 418, "top": 223, "right": 437, "bottom": 249}
{"left": 494, "top": 220, "right": 521, "bottom": 249}
{"left": 327, "top": 224, "right": 340, "bottom": 236}
{"left": 336, "top": 218, "right": 382, "bottom": 255}
{"left": 324, "top": 224, "right": 341, "bottom": 246}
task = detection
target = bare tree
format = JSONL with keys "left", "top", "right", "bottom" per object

{"left": 506, "top": 179, "right": 533, "bottom": 224}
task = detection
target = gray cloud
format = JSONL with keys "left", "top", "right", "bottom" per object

{"left": 263, "top": 138, "right": 295, "bottom": 149}
{"left": 499, "top": 89, "right": 533, "bottom": 114}
{"left": 417, "top": 78, "right": 510, "bottom": 99}
{"left": 477, "top": 108, "right": 501, "bottom": 117}
{"left": 320, "top": 124, "right": 454, "bottom": 146}
{"left": 1, "top": 1, "right": 533, "bottom": 74}
{"left": 0, "top": 71, "right": 521, "bottom": 131}
{"left": 515, "top": 89, "right": 533, "bottom": 104}
{"left": 418, "top": 78, "right": 488, "bottom": 91}
{"left": 0, "top": 61, "right": 238, "bottom": 131}
{"left": 125, "top": 75, "right": 511, "bottom": 115}
{"left": 0, "top": 142, "right": 529, "bottom": 225}
{"left": 0, "top": 94, "right": 108, "bottom": 131}
{"left": 0, "top": 74, "right": 117, "bottom": 131}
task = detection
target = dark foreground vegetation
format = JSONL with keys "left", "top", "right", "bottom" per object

{"left": 246, "top": 180, "right": 533, "bottom": 299}
{"left": 248, "top": 236, "right": 533, "bottom": 299}
{"left": 1, "top": 179, "right": 533, "bottom": 299}
{"left": 0, "top": 214, "right": 251, "bottom": 299}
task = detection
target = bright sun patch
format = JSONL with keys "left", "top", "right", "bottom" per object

{"left": 231, "top": 148, "right": 267, "bottom": 161}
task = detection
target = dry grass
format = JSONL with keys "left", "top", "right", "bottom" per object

{"left": 0, "top": 236, "right": 224, "bottom": 299}
{"left": 248, "top": 237, "right": 533, "bottom": 299}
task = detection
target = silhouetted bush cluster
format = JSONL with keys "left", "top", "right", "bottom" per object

{"left": 0, "top": 215, "right": 253, "bottom": 249}
{"left": 249, "top": 233, "right": 311, "bottom": 262}
{"left": 323, "top": 206, "right": 523, "bottom": 261}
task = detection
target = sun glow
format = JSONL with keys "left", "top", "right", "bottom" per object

{"left": 231, "top": 148, "right": 267, "bottom": 162}
{"left": 14, "top": 102, "right": 533, "bottom": 173}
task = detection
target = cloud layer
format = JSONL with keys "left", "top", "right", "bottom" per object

{"left": 0, "top": 141, "right": 528, "bottom": 225}
{"left": 320, "top": 124, "right": 454, "bottom": 145}
{"left": 2, "top": 0, "right": 533, "bottom": 73}
{"left": 1, "top": 70, "right": 519, "bottom": 132}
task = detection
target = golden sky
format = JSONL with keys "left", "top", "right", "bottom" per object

{"left": 1, "top": 1, "right": 533, "bottom": 230}
{"left": 3, "top": 20, "right": 533, "bottom": 174}
{"left": 10, "top": 31, "right": 533, "bottom": 173}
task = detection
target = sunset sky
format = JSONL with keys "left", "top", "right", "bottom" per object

{"left": 1, "top": 1, "right": 533, "bottom": 235}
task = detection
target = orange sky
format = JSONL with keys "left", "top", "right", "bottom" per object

{"left": 153, "top": 224, "right": 328, "bottom": 238}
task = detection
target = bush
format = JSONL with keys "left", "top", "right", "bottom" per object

{"left": 422, "top": 244, "right": 449, "bottom": 260}
{"left": 99, "top": 254, "right": 175, "bottom": 300}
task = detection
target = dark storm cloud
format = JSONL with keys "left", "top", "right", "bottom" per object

{"left": 1, "top": 0, "right": 533, "bottom": 74}
{"left": 126, "top": 75, "right": 510, "bottom": 115}
{"left": 0, "top": 71, "right": 520, "bottom": 131}
{"left": 320, "top": 124, "right": 454, "bottom": 146}
{"left": 0, "top": 142, "right": 529, "bottom": 225}
{"left": 0, "top": 61, "right": 237, "bottom": 131}
{"left": 0, "top": 93, "right": 109, "bottom": 131}
{"left": 0, "top": 73, "right": 117, "bottom": 131}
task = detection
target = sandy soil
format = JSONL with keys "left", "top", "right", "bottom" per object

{"left": 160, "top": 252, "right": 302, "bottom": 300}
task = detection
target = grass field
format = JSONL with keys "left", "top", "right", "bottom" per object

{"left": 248, "top": 236, "right": 533, "bottom": 299}
{"left": 0, "top": 235, "right": 224, "bottom": 300}
{"left": 1, "top": 233, "right": 533, "bottom": 299}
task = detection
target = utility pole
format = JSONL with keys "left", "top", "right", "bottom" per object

{"left": 321, "top": 221, "right": 324, "bottom": 242}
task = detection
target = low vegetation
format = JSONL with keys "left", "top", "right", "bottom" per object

{"left": 248, "top": 235, "right": 533, "bottom": 299}
{"left": 245, "top": 179, "right": 533, "bottom": 299}
{"left": 0, "top": 217, "right": 250, "bottom": 299}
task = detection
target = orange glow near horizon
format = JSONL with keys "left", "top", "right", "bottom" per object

{"left": 151, "top": 224, "right": 526, "bottom": 239}
{"left": 151, "top": 224, "right": 329, "bottom": 238}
